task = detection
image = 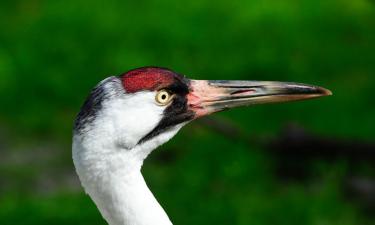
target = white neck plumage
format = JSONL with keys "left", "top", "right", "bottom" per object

{"left": 72, "top": 81, "right": 187, "bottom": 225}
{"left": 87, "top": 165, "right": 172, "bottom": 225}
{"left": 73, "top": 121, "right": 184, "bottom": 225}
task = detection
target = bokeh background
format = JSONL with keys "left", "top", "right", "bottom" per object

{"left": 1, "top": 0, "right": 375, "bottom": 224}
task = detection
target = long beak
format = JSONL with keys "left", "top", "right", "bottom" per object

{"left": 187, "top": 80, "right": 332, "bottom": 118}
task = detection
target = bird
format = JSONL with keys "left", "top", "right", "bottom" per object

{"left": 72, "top": 66, "right": 331, "bottom": 225}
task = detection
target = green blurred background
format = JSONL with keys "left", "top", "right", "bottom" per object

{"left": 1, "top": 0, "right": 375, "bottom": 224}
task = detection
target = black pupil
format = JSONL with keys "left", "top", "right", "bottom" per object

{"left": 161, "top": 94, "right": 167, "bottom": 100}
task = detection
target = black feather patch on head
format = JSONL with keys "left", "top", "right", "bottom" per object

{"left": 74, "top": 76, "right": 122, "bottom": 134}
{"left": 137, "top": 78, "right": 195, "bottom": 144}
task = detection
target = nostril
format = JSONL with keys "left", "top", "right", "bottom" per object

{"left": 231, "top": 89, "right": 255, "bottom": 95}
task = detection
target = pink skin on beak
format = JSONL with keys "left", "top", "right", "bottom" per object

{"left": 187, "top": 80, "right": 224, "bottom": 118}
{"left": 187, "top": 79, "right": 332, "bottom": 119}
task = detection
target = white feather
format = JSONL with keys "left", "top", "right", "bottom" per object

{"left": 73, "top": 85, "right": 186, "bottom": 225}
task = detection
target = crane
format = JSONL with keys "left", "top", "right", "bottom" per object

{"left": 72, "top": 67, "right": 331, "bottom": 225}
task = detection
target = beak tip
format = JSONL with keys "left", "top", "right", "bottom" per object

{"left": 318, "top": 87, "right": 333, "bottom": 96}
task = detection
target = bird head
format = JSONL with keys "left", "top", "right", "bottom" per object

{"left": 72, "top": 66, "right": 331, "bottom": 225}
{"left": 73, "top": 67, "right": 331, "bottom": 164}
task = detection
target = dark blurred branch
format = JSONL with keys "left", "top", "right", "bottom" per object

{"left": 198, "top": 117, "right": 264, "bottom": 145}
{"left": 199, "top": 117, "right": 375, "bottom": 163}
{"left": 268, "top": 124, "right": 375, "bottom": 162}
{"left": 266, "top": 124, "right": 375, "bottom": 181}
{"left": 198, "top": 117, "right": 245, "bottom": 140}
{"left": 199, "top": 117, "right": 375, "bottom": 211}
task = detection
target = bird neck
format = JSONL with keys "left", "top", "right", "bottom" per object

{"left": 97, "top": 169, "right": 172, "bottom": 225}
{"left": 74, "top": 149, "right": 173, "bottom": 225}
{"left": 72, "top": 125, "right": 184, "bottom": 225}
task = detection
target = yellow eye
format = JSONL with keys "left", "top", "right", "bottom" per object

{"left": 155, "top": 90, "right": 173, "bottom": 105}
